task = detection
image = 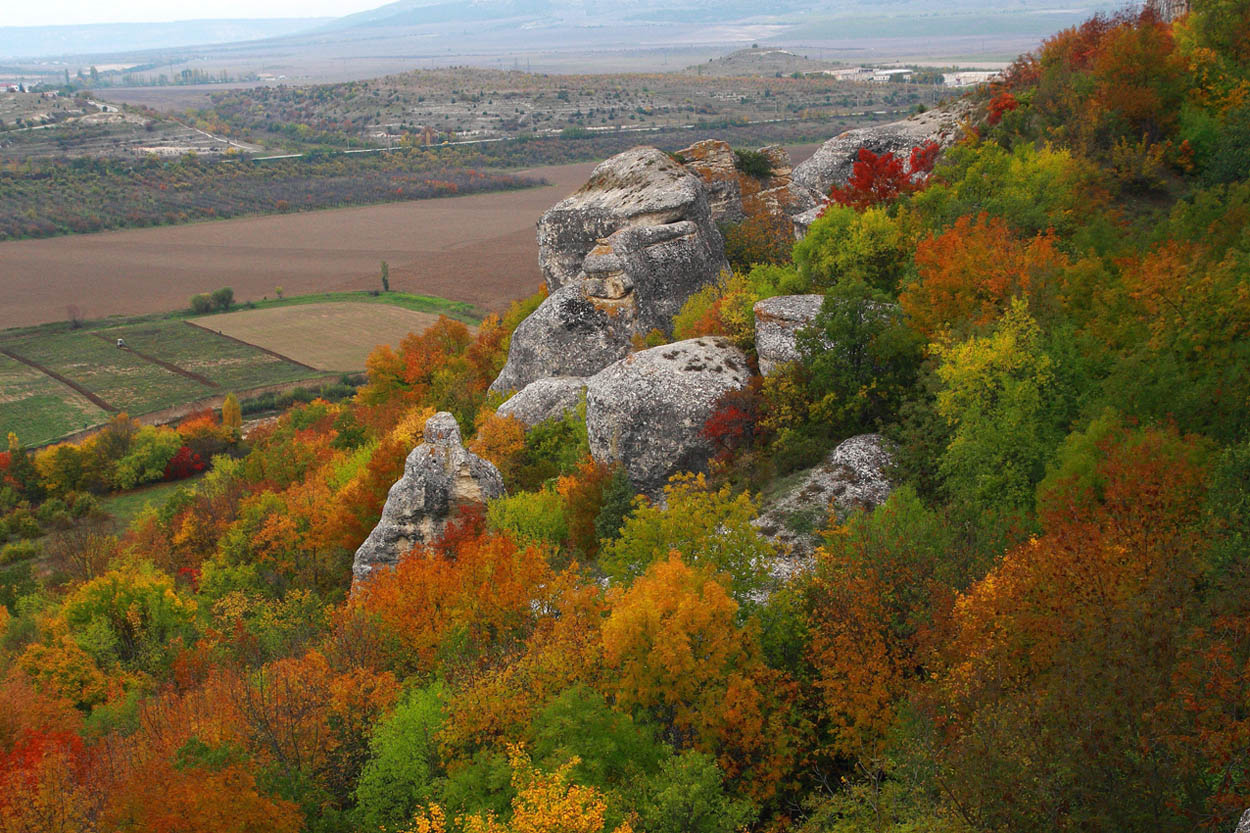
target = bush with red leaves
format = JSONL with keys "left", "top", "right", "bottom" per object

{"left": 163, "top": 445, "right": 207, "bottom": 481}
{"left": 987, "top": 92, "right": 1020, "bottom": 125}
{"left": 827, "top": 141, "right": 942, "bottom": 211}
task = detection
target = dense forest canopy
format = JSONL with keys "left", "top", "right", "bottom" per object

{"left": 2, "top": 1, "right": 1250, "bottom": 831}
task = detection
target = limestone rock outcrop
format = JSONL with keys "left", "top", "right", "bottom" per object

{"left": 753, "top": 434, "right": 893, "bottom": 557}
{"left": 495, "top": 376, "right": 587, "bottom": 428}
{"left": 677, "top": 140, "right": 817, "bottom": 228}
{"left": 675, "top": 139, "right": 744, "bottom": 225}
{"left": 792, "top": 104, "right": 969, "bottom": 206}
{"left": 754, "top": 294, "right": 826, "bottom": 375}
{"left": 351, "top": 412, "right": 504, "bottom": 584}
{"left": 491, "top": 148, "right": 730, "bottom": 393}
{"left": 585, "top": 337, "right": 750, "bottom": 493}
{"left": 536, "top": 146, "right": 726, "bottom": 292}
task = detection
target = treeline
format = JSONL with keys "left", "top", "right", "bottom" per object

{"left": 3, "top": 4, "right": 1249, "bottom": 833}
{"left": 0, "top": 151, "right": 545, "bottom": 240}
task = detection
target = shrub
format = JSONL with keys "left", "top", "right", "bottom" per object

{"left": 0, "top": 540, "right": 40, "bottom": 566}
{"left": 486, "top": 488, "right": 569, "bottom": 549}
{"left": 210, "top": 287, "right": 234, "bottom": 311}
{"left": 189, "top": 293, "right": 213, "bottom": 314}
{"left": 733, "top": 148, "right": 773, "bottom": 178}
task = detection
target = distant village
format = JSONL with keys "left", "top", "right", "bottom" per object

{"left": 809, "top": 66, "right": 1002, "bottom": 86}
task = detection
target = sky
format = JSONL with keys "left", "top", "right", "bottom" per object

{"left": 7, "top": 0, "right": 388, "bottom": 27}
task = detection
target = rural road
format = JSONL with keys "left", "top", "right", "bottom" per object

{"left": 0, "top": 146, "right": 816, "bottom": 330}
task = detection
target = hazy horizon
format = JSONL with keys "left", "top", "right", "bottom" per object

{"left": 5, "top": 0, "right": 382, "bottom": 28}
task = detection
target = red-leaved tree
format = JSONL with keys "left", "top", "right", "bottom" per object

{"left": 826, "top": 141, "right": 941, "bottom": 211}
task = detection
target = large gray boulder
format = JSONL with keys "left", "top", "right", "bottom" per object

{"left": 792, "top": 104, "right": 969, "bottom": 202}
{"left": 491, "top": 148, "right": 730, "bottom": 393}
{"left": 585, "top": 337, "right": 750, "bottom": 493}
{"left": 753, "top": 434, "right": 893, "bottom": 558}
{"left": 351, "top": 412, "right": 504, "bottom": 585}
{"left": 496, "top": 376, "right": 587, "bottom": 428}
{"left": 537, "top": 146, "right": 726, "bottom": 293}
{"left": 754, "top": 294, "right": 826, "bottom": 376}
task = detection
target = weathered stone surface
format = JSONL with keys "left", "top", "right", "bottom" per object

{"left": 752, "top": 434, "right": 893, "bottom": 557}
{"left": 792, "top": 205, "right": 824, "bottom": 240}
{"left": 676, "top": 139, "right": 744, "bottom": 225}
{"left": 677, "top": 140, "right": 817, "bottom": 228}
{"left": 496, "top": 376, "right": 587, "bottom": 427}
{"left": 351, "top": 412, "right": 504, "bottom": 585}
{"left": 586, "top": 337, "right": 750, "bottom": 493}
{"left": 754, "top": 294, "right": 826, "bottom": 376}
{"left": 493, "top": 149, "right": 729, "bottom": 393}
{"left": 792, "top": 104, "right": 968, "bottom": 201}
{"left": 489, "top": 280, "right": 637, "bottom": 394}
{"left": 537, "top": 146, "right": 724, "bottom": 292}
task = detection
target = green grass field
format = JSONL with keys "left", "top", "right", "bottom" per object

{"left": 6, "top": 331, "right": 212, "bottom": 415}
{"left": 0, "top": 291, "right": 465, "bottom": 448}
{"left": 100, "top": 476, "right": 203, "bottom": 529}
{"left": 0, "top": 353, "right": 108, "bottom": 446}
{"left": 101, "top": 321, "right": 321, "bottom": 390}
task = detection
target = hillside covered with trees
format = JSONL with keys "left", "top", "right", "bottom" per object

{"left": 2, "top": 2, "right": 1250, "bottom": 831}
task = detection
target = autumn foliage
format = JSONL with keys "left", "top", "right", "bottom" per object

{"left": 4, "top": 7, "right": 1250, "bottom": 833}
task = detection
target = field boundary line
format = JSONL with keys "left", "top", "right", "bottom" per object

{"left": 182, "top": 320, "right": 322, "bottom": 372}
{"left": 0, "top": 348, "right": 117, "bottom": 413}
{"left": 88, "top": 332, "right": 218, "bottom": 388}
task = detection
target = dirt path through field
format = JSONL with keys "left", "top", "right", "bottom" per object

{"left": 0, "top": 145, "right": 818, "bottom": 330}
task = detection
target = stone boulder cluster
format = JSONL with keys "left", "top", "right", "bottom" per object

{"left": 353, "top": 105, "right": 972, "bottom": 581}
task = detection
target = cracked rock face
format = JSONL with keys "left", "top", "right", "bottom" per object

{"left": 792, "top": 103, "right": 969, "bottom": 204}
{"left": 754, "top": 294, "right": 827, "bottom": 376}
{"left": 491, "top": 147, "right": 729, "bottom": 394}
{"left": 752, "top": 434, "right": 893, "bottom": 558}
{"left": 496, "top": 376, "right": 587, "bottom": 428}
{"left": 585, "top": 337, "right": 750, "bottom": 494}
{"left": 351, "top": 412, "right": 504, "bottom": 585}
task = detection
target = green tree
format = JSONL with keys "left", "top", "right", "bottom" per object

{"left": 380, "top": 260, "right": 390, "bottom": 292}
{"left": 112, "top": 426, "right": 182, "bottom": 490}
{"left": 800, "top": 280, "right": 924, "bottom": 438}
{"left": 353, "top": 683, "right": 446, "bottom": 832}
{"left": 934, "top": 298, "right": 1059, "bottom": 515}
{"left": 599, "top": 474, "right": 773, "bottom": 606}
{"left": 210, "top": 287, "right": 234, "bottom": 311}
{"left": 793, "top": 206, "right": 911, "bottom": 294}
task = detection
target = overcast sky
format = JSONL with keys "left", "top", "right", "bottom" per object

{"left": 8, "top": 0, "right": 386, "bottom": 27}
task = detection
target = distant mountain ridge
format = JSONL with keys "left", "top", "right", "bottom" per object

{"left": 0, "top": 18, "right": 329, "bottom": 59}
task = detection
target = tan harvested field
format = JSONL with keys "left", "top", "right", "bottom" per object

{"left": 192, "top": 302, "right": 461, "bottom": 372}
{"left": 0, "top": 145, "right": 817, "bottom": 331}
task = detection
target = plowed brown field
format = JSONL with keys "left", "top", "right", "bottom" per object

{"left": 0, "top": 145, "right": 817, "bottom": 331}
{"left": 0, "top": 160, "right": 597, "bottom": 330}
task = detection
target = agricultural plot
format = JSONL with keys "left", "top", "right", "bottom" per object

{"left": 4, "top": 331, "right": 212, "bottom": 416}
{"left": 100, "top": 321, "right": 320, "bottom": 391}
{"left": 0, "top": 353, "right": 107, "bottom": 447}
{"left": 193, "top": 302, "right": 459, "bottom": 371}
